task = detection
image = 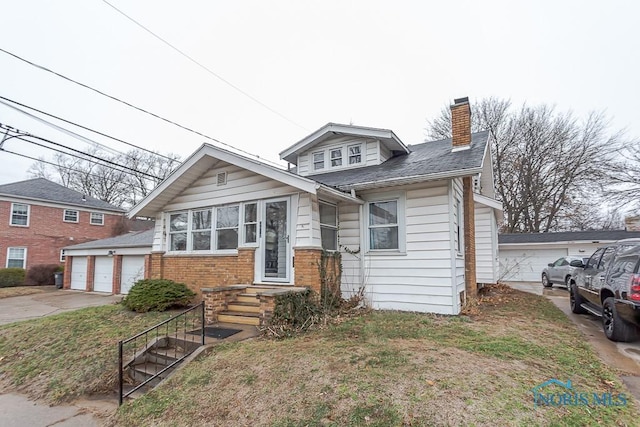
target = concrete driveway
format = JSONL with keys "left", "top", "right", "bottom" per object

{"left": 0, "top": 287, "right": 122, "bottom": 325}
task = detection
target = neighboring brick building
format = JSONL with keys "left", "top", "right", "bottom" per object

{"left": 0, "top": 178, "right": 125, "bottom": 270}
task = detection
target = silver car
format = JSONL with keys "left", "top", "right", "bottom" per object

{"left": 542, "top": 256, "right": 590, "bottom": 288}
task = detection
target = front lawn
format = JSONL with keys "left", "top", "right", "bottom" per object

{"left": 0, "top": 286, "right": 46, "bottom": 299}
{"left": 112, "top": 285, "right": 639, "bottom": 426}
{"left": 0, "top": 305, "right": 173, "bottom": 402}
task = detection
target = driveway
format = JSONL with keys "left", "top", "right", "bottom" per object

{"left": 0, "top": 287, "right": 122, "bottom": 325}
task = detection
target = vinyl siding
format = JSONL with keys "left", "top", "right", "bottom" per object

{"left": 475, "top": 204, "right": 498, "bottom": 284}
{"left": 338, "top": 202, "right": 361, "bottom": 297}
{"left": 360, "top": 182, "right": 456, "bottom": 315}
{"left": 296, "top": 193, "right": 321, "bottom": 248}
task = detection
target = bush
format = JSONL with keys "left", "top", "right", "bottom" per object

{"left": 25, "top": 264, "right": 61, "bottom": 286}
{"left": 0, "top": 268, "right": 26, "bottom": 288}
{"left": 122, "top": 279, "right": 196, "bottom": 312}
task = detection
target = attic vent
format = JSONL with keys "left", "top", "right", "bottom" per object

{"left": 217, "top": 172, "right": 227, "bottom": 186}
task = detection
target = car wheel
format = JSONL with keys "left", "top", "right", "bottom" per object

{"left": 542, "top": 273, "right": 552, "bottom": 288}
{"left": 570, "top": 282, "right": 587, "bottom": 314}
{"left": 602, "top": 297, "right": 637, "bottom": 342}
{"left": 564, "top": 276, "right": 571, "bottom": 287}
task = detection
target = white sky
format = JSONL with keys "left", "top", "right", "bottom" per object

{"left": 1, "top": 0, "right": 639, "bottom": 184}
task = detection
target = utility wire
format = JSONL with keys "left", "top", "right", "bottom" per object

{"left": 102, "top": 0, "right": 307, "bottom": 132}
{"left": 0, "top": 95, "right": 178, "bottom": 161}
{"left": 0, "top": 47, "right": 288, "bottom": 169}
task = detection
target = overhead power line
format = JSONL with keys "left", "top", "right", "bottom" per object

{"left": 0, "top": 95, "right": 178, "bottom": 161}
{"left": 0, "top": 47, "right": 288, "bottom": 170}
{"left": 101, "top": 0, "right": 307, "bottom": 132}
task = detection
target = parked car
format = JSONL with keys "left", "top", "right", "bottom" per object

{"left": 542, "top": 256, "right": 590, "bottom": 288}
{"left": 570, "top": 239, "right": 640, "bottom": 342}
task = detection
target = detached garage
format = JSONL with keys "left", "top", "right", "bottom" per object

{"left": 499, "top": 230, "right": 640, "bottom": 283}
{"left": 62, "top": 229, "right": 153, "bottom": 294}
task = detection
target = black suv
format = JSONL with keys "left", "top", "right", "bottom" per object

{"left": 570, "top": 239, "right": 640, "bottom": 342}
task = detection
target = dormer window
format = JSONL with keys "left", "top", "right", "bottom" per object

{"left": 330, "top": 148, "right": 342, "bottom": 167}
{"left": 313, "top": 152, "right": 325, "bottom": 170}
{"left": 348, "top": 144, "right": 362, "bottom": 164}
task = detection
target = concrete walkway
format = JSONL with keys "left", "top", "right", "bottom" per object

{"left": 0, "top": 394, "right": 101, "bottom": 427}
{"left": 0, "top": 287, "right": 122, "bottom": 325}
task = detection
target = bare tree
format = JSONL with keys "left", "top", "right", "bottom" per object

{"left": 28, "top": 147, "right": 180, "bottom": 208}
{"left": 426, "top": 99, "right": 623, "bottom": 232}
{"left": 606, "top": 138, "right": 640, "bottom": 210}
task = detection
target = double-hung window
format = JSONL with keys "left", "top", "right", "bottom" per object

{"left": 191, "top": 209, "right": 212, "bottom": 250}
{"left": 10, "top": 203, "right": 29, "bottom": 226}
{"left": 243, "top": 203, "right": 258, "bottom": 245}
{"left": 319, "top": 202, "right": 338, "bottom": 251}
{"left": 348, "top": 144, "right": 362, "bottom": 164}
{"left": 63, "top": 209, "right": 79, "bottom": 223}
{"left": 7, "top": 247, "right": 26, "bottom": 268}
{"left": 216, "top": 206, "right": 239, "bottom": 250}
{"left": 313, "top": 152, "right": 325, "bottom": 170}
{"left": 330, "top": 148, "right": 342, "bottom": 167}
{"left": 90, "top": 212, "right": 104, "bottom": 225}
{"left": 368, "top": 200, "right": 400, "bottom": 251}
{"left": 169, "top": 212, "right": 188, "bottom": 251}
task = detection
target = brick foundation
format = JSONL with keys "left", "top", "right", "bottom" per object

{"left": 293, "top": 247, "right": 323, "bottom": 294}
{"left": 203, "top": 286, "right": 246, "bottom": 323}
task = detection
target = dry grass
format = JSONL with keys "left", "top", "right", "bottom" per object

{"left": 0, "top": 286, "right": 46, "bottom": 299}
{"left": 113, "top": 285, "right": 639, "bottom": 426}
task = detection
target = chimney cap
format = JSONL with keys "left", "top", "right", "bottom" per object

{"left": 453, "top": 97, "right": 469, "bottom": 105}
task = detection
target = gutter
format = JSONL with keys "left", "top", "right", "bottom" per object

{"left": 343, "top": 166, "right": 483, "bottom": 191}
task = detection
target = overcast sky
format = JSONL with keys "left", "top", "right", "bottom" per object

{"left": 1, "top": 0, "right": 638, "bottom": 185}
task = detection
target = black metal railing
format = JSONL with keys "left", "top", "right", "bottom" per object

{"left": 118, "top": 302, "right": 205, "bottom": 405}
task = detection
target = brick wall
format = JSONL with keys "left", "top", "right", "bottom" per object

{"left": 451, "top": 98, "right": 471, "bottom": 147}
{"left": 0, "top": 200, "right": 123, "bottom": 269}
{"left": 293, "top": 248, "right": 323, "bottom": 294}
{"left": 462, "top": 177, "right": 478, "bottom": 298}
{"left": 150, "top": 250, "right": 256, "bottom": 300}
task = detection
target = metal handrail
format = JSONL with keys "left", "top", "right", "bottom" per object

{"left": 118, "top": 302, "right": 205, "bottom": 405}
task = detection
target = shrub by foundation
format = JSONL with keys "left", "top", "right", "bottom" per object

{"left": 25, "top": 264, "right": 61, "bottom": 286}
{"left": 122, "top": 279, "right": 196, "bottom": 312}
{"left": 0, "top": 268, "right": 26, "bottom": 288}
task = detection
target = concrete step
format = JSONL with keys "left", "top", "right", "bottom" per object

{"left": 218, "top": 312, "right": 260, "bottom": 326}
{"left": 243, "top": 286, "right": 279, "bottom": 294}
{"left": 145, "top": 347, "right": 188, "bottom": 364}
{"left": 227, "top": 302, "right": 260, "bottom": 313}
{"left": 236, "top": 294, "right": 260, "bottom": 303}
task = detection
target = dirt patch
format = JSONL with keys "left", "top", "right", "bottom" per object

{"left": 0, "top": 287, "right": 46, "bottom": 299}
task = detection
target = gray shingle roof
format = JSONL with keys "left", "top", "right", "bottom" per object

{"left": 307, "top": 131, "right": 489, "bottom": 190}
{"left": 0, "top": 178, "right": 124, "bottom": 212}
{"left": 64, "top": 229, "right": 154, "bottom": 250}
{"left": 499, "top": 230, "right": 640, "bottom": 244}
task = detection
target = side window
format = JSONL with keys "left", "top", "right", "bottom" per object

{"left": 586, "top": 248, "right": 604, "bottom": 270}
{"left": 560, "top": 258, "right": 570, "bottom": 266}
{"left": 608, "top": 256, "right": 639, "bottom": 280}
{"left": 598, "top": 247, "right": 616, "bottom": 271}
{"left": 553, "top": 258, "right": 565, "bottom": 267}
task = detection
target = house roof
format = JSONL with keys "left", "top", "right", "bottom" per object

{"left": 307, "top": 131, "right": 489, "bottom": 191}
{"left": 499, "top": 230, "right": 640, "bottom": 244}
{"left": 279, "top": 123, "right": 410, "bottom": 165}
{"left": 128, "top": 143, "right": 362, "bottom": 218}
{"left": 0, "top": 178, "right": 124, "bottom": 212}
{"left": 64, "top": 229, "right": 154, "bottom": 250}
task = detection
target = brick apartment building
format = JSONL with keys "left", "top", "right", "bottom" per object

{"left": 0, "top": 178, "right": 125, "bottom": 270}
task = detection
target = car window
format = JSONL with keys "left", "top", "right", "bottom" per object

{"left": 560, "top": 258, "right": 569, "bottom": 266}
{"left": 608, "top": 256, "right": 639, "bottom": 281}
{"left": 599, "top": 247, "right": 616, "bottom": 271}
{"left": 582, "top": 258, "right": 590, "bottom": 266}
{"left": 553, "top": 258, "right": 565, "bottom": 267}
{"left": 586, "top": 248, "right": 604, "bottom": 270}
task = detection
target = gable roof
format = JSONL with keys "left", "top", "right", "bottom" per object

{"left": 280, "top": 123, "right": 410, "bottom": 165}
{"left": 0, "top": 178, "right": 124, "bottom": 212}
{"left": 307, "top": 131, "right": 489, "bottom": 191}
{"left": 63, "top": 229, "right": 153, "bottom": 250}
{"left": 129, "top": 143, "right": 362, "bottom": 218}
{"left": 499, "top": 230, "right": 640, "bottom": 244}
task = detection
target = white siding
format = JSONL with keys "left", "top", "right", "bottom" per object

{"left": 338, "top": 202, "right": 361, "bottom": 297}
{"left": 152, "top": 215, "right": 164, "bottom": 252}
{"left": 361, "top": 183, "right": 457, "bottom": 315}
{"left": 163, "top": 164, "right": 298, "bottom": 211}
{"left": 475, "top": 204, "right": 498, "bottom": 284}
{"left": 295, "top": 193, "right": 321, "bottom": 248}
{"left": 451, "top": 178, "right": 465, "bottom": 314}
{"left": 365, "top": 140, "right": 379, "bottom": 164}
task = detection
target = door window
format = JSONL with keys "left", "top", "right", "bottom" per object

{"left": 586, "top": 248, "right": 604, "bottom": 270}
{"left": 598, "top": 247, "right": 616, "bottom": 271}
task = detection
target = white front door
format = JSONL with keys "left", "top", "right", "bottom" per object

{"left": 260, "top": 198, "right": 290, "bottom": 283}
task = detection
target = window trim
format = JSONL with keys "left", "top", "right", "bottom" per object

{"left": 348, "top": 144, "right": 362, "bottom": 165}
{"left": 454, "top": 197, "right": 462, "bottom": 255}
{"left": 330, "top": 148, "right": 343, "bottom": 167}
{"left": 310, "top": 142, "right": 364, "bottom": 173}
{"left": 215, "top": 205, "right": 240, "bottom": 251}
{"left": 312, "top": 151, "right": 325, "bottom": 171}
{"left": 6, "top": 247, "right": 26, "bottom": 269}
{"left": 10, "top": 203, "right": 30, "bottom": 227}
{"left": 242, "top": 202, "right": 259, "bottom": 247}
{"left": 63, "top": 209, "right": 79, "bottom": 223}
{"left": 364, "top": 192, "right": 406, "bottom": 254}
{"left": 319, "top": 201, "right": 338, "bottom": 251}
{"left": 90, "top": 212, "right": 104, "bottom": 226}
{"left": 60, "top": 249, "right": 66, "bottom": 263}
{"left": 190, "top": 209, "right": 213, "bottom": 251}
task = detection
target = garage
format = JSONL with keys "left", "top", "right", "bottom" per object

{"left": 93, "top": 256, "right": 114, "bottom": 293}
{"left": 70, "top": 257, "right": 88, "bottom": 290}
{"left": 499, "top": 248, "right": 567, "bottom": 282}
{"left": 121, "top": 256, "right": 145, "bottom": 294}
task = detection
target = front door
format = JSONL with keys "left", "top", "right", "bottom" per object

{"left": 261, "top": 198, "right": 290, "bottom": 283}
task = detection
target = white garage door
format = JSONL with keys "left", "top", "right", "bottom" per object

{"left": 93, "top": 256, "right": 114, "bottom": 293}
{"left": 499, "top": 248, "right": 568, "bottom": 282}
{"left": 70, "top": 257, "right": 88, "bottom": 290}
{"left": 120, "top": 256, "right": 145, "bottom": 294}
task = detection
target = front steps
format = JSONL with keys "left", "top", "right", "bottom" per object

{"left": 217, "top": 285, "right": 278, "bottom": 326}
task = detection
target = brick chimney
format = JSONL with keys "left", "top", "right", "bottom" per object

{"left": 451, "top": 97, "right": 471, "bottom": 150}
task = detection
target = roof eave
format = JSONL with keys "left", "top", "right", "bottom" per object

{"left": 342, "top": 167, "right": 483, "bottom": 191}
{"left": 0, "top": 193, "right": 125, "bottom": 213}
